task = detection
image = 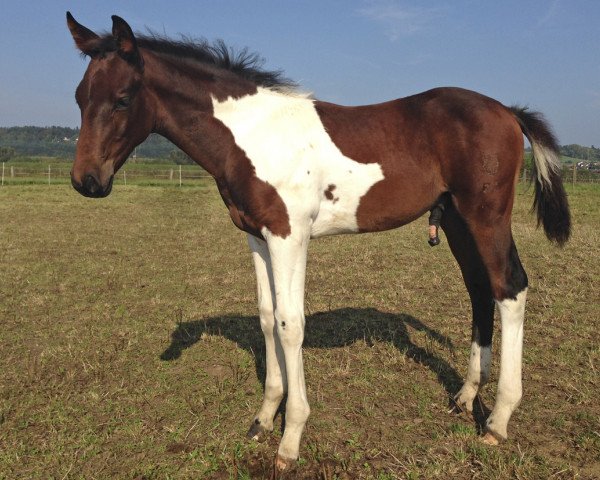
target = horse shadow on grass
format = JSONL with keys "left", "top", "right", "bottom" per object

{"left": 160, "top": 307, "right": 493, "bottom": 427}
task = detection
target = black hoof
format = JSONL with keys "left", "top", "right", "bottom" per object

{"left": 246, "top": 419, "right": 270, "bottom": 442}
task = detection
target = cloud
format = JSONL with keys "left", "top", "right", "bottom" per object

{"left": 536, "top": 0, "right": 560, "bottom": 28}
{"left": 356, "top": 1, "right": 443, "bottom": 40}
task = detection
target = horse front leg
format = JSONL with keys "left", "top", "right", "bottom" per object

{"left": 247, "top": 235, "right": 287, "bottom": 440}
{"left": 264, "top": 226, "right": 311, "bottom": 472}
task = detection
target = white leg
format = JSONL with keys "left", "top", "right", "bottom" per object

{"left": 484, "top": 288, "right": 527, "bottom": 443}
{"left": 264, "top": 226, "right": 311, "bottom": 467}
{"left": 247, "top": 235, "right": 286, "bottom": 438}
{"left": 454, "top": 340, "right": 492, "bottom": 413}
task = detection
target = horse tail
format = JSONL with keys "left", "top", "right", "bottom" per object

{"left": 510, "top": 106, "right": 571, "bottom": 246}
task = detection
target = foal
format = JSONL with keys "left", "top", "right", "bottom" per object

{"left": 67, "top": 13, "right": 570, "bottom": 472}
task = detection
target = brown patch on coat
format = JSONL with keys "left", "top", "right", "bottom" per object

{"left": 324, "top": 184, "right": 339, "bottom": 203}
{"left": 315, "top": 94, "right": 444, "bottom": 232}
{"left": 315, "top": 88, "right": 523, "bottom": 233}
{"left": 142, "top": 54, "right": 291, "bottom": 240}
{"left": 216, "top": 143, "right": 292, "bottom": 239}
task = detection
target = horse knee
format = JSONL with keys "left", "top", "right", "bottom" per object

{"left": 259, "top": 303, "right": 276, "bottom": 334}
{"left": 274, "top": 307, "right": 304, "bottom": 346}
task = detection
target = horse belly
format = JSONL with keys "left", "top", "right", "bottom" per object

{"left": 356, "top": 173, "right": 441, "bottom": 232}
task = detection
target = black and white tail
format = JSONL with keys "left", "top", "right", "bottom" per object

{"left": 510, "top": 106, "right": 571, "bottom": 246}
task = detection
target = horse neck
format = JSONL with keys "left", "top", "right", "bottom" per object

{"left": 143, "top": 51, "right": 257, "bottom": 178}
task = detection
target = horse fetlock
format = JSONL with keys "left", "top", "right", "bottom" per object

{"left": 485, "top": 400, "right": 520, "bottom": 441}
{"left": 454, "top": 382, "right": 479, "bottom": 413}
{"left": 496, "top": 389, "right": 523, "bottom": 414}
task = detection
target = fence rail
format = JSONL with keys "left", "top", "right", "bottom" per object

{"left": 0, "top": 163, "right": 212, "bottom": 186}
{"left": 1, "top": 162, "right": 599, "bottom": 187}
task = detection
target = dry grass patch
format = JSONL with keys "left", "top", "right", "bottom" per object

{"left": 0, "top": 183, "right": 598, "bottom": 479}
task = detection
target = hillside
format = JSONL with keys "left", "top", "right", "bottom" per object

{"left": 0, "top": 126, "right": 177, "bottom": 159}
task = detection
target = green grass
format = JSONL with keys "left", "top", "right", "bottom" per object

{"left": 0, "top": 183, "right": 598, "bottom": 479}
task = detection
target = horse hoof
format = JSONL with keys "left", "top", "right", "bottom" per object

{"left": 452, "top": 399, "right": 473, "bottom": 415}
{"left": 246, "top": 419, "right": 270, "bottom": 442}
{"left": 481, "top": 431, "right": 500, "bottom": 446}
{"left": 451, "top": 394, "right": 473, "bottom": 414}
{"left": 275, "top": 454, "right": 295, "bottom": 473}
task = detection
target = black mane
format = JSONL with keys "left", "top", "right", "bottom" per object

{"left": 91, "top": 33, "right": 296, "bottom": 90}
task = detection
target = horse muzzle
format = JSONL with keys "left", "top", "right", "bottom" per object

{"left": 71, "top": 173, "right": 114, "bottom": 198}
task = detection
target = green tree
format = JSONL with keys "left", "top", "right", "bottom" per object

{"left": 169, "top": 149, "right": 195, "bottom": 165}
{"left": 0, "top": 146, "right": 16, "bottom": 161}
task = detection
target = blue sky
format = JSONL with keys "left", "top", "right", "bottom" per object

{"left": 0, "top": 0, "right": 598, "bottom": 145}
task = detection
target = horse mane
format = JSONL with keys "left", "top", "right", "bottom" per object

{"left": 89, "top": 32, "right": 296, "bottom": 91}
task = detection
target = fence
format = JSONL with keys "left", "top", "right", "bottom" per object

{"left": 520, "top": 165, "right": 600, "bottom": 186}
{"left": 0, "top": 163, "right": 212, "bottom": 187}
{"left": 1, "top": 162, "right": 599, "bottom": 187}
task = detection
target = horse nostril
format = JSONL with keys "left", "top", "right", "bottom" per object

{"left": 84, "top": 174, "right": 100, "bottom": 195}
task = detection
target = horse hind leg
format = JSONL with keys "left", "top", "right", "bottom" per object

{"left": 442, "top": 200, "right": 528, "bottom": 443}
{"left": 485, "top": 240, "right": 528, "bottom": 444}
{"left": 441, "top": 205, "right": 494, "bottom": 414}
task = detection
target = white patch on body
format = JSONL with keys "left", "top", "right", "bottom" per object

{"left": 212, "top": 88, "right": 384, "bottom": 238}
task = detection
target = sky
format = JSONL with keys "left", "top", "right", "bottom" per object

{"left": 0, "top": 0, "right": 598, "bottom": 146}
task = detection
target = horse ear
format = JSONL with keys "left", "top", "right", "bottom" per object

{"left": 66, "top": 12, "right": 100, "bottom": 56}
{"left": 111, "top": 15, "right": 143, "bottom": 69}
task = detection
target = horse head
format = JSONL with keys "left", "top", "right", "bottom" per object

{"left": 67, "top": 12, "right": 154, "bottom": 197}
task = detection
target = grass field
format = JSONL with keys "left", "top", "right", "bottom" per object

{"left": 0, "top": 182, "right": 598, "bottom": 479}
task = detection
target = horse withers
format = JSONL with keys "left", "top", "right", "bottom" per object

{"left": 67, "top": 12, "right": 570, "bottom": 473}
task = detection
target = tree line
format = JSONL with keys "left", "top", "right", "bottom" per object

{"left": 0, "top": 126, "right": 598, "bottom": 164}
{"left": 560, "top": 144, "right": 600, "bottom": 161}
{"left": 0, "top": 126, "right": 193, "bottom": 163}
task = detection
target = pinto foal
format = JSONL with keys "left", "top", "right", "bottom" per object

{"left": 67, "top": 13, "right": 570, "bottom": 472}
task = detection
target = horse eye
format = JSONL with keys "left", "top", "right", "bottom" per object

{"left": 115, "top": 96, "right": 131, "bottom": 110}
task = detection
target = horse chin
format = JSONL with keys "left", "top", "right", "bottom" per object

{"left": 96, "top": 175, "right": 114, "bottom": 198}
{"left": 71, "top": 174, "right": 114, "bottom": 198}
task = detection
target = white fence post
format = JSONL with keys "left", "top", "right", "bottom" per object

{"left": 48, "top": 165, "right": 51, "bottom": 185}
{"left": 179, "top": 165, "right": 182, "bottom": 187}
